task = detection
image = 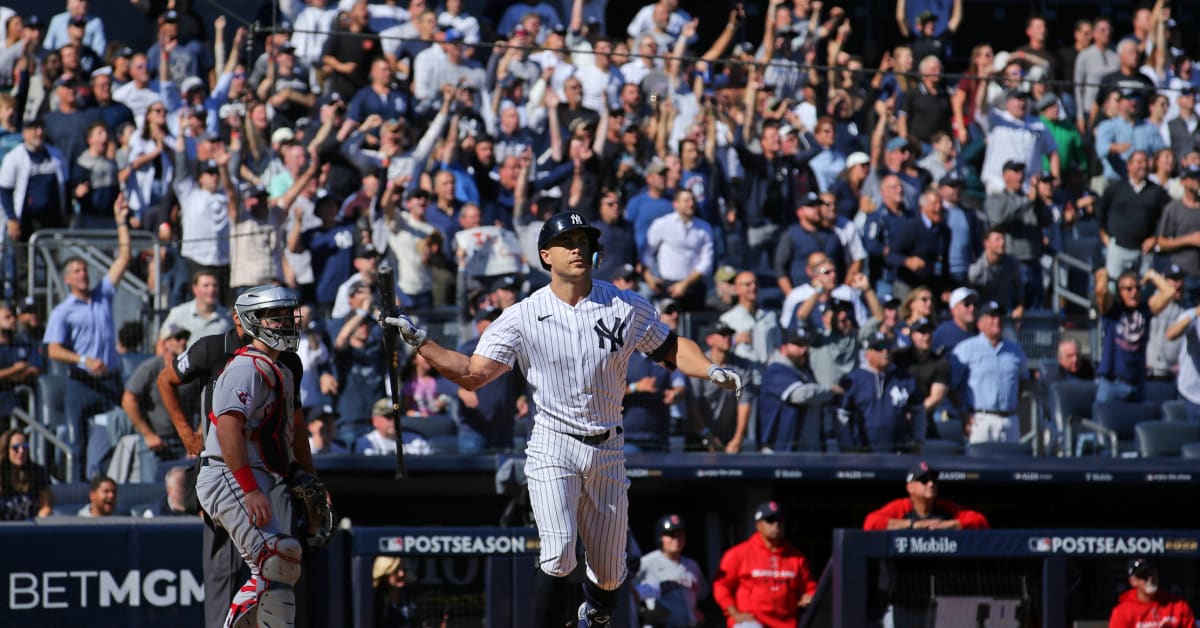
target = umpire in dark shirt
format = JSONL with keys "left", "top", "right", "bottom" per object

{"left": 887, "top": 189, "right": 951, "bottom": 298}
{"left": 1097, "top": 150, "right": 1170, "bottom": 281}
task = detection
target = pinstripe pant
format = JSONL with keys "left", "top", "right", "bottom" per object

{"left": 524, "top": 424, "right": 629, "bottom": 590}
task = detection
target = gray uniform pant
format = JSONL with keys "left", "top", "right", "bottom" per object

{"left": 199, "top": 462, "right": 308, "bottom": 628}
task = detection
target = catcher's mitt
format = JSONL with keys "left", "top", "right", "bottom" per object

{"left": 290, "top": 470, "right": 335, "bottom": 549}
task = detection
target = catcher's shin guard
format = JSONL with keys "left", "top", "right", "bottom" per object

{"left": 256, "top": 536, "right": 302, "bottom": 627}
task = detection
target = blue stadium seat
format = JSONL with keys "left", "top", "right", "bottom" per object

{"left": 38, "top": 374, "right": 68, "bottom": 429}
{"left": 1134, "top": 421, "right": 1200, "bottom": 458}
{"left": 1143, "top": 381, "right": 1178, "bottom": 405}
{"left": 1048, "top": 381, "right": 1096, "bottom": 456}
{"left": 1162, "top": 400, "right": 1189, "bottom": 422}
{"left": 932, "top": 419, "right": 965, "bottom": 445}
{"left": 965, "top": 441, "right": 1031, "bottom": 457}
{"left": 919, "top": 440, "right": 963, "bottom": 456}
{"left": 1079, "top": 401, "right": 1159, "bottom": 457}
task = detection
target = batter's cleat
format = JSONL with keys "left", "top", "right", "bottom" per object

{"left": 577, "top": 602, "right": 611, "bottom": 627}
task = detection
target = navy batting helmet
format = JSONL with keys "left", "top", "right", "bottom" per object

{"left": 537, "top": 211, "right": 602, "bottom": 270}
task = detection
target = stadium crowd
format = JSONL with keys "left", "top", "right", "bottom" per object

{"left": 2, "top": 0, "right": 1200, "bottom": 499}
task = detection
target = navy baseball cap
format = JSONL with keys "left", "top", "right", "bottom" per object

{"left": 881, "top": 294, "right": 901, "bottom": 309}
{"left": 1181, "top": 165, "right": 1200, "bottom": 179}
{"left": 754, "top": 501, "right": 783, "bottom": 522}
{"left": 910, "top": 317, "right": 935, "bottom": 334}
{"left": 906, "top": 460, "right": 938, "bottom": 483}
{"left": 979, "top": 300, "right": 1005, "bottom": 317}
{"left": 1005, "top": 88, "right": 1029, "bottom": 100}
{"left": 702, "top": 323, "right": 736, "bottom": 337}
{"left": 616, "top": 263, "right": 639, "bottom": 282}
{"left": 863, "top": 331, "right": 892, "bottom": 351}
{"left": 657, "top": 514, "right": 686, "bottom": 534}
{"left": 305, "top": 404, "right": 338, "bottom": 423}
{"left": 1165, "top": 263, "right": 1186, "bottom": 279}
{"left": 1003, "top": 160, "right": 1026, "bottom": 172}
{"left": 781, "top": 326, "right": 811, "bottom": 346}
{"left": 200, "top": 159, "right": 220, "bottom": 174}
{"left": 1128, "top": 558, "right": 1156, "bottom": 578}
{"left": 938, "top": 173, "right": 965, "bottom": 187}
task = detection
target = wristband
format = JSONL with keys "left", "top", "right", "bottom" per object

{"left": 77, "top": 355, "right": 87, "bottom": 369}
{"left": 355, "top": 308, "right": 369, "bottom": 318}
{"left": 233, "top": 467, "right": 259, "bottom": 494}
{"left": 629, "top": 382, "right": 637, "bottom": 393}
{"left": 1189, "top": 309, "right": 1198, "bottom": 322}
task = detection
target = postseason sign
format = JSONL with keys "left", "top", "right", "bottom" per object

{"left": 870, "top": 529, "right": 1200, "bottom": 558}
{"left": 354, "top": 527, "right": 541, "bottom": 556}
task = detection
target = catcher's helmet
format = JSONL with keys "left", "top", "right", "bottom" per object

{"left": 235, "top": 285, "right": 301, "bottom": 352}
{"left": 537, "top": 211, "right": 602, "bottom": 270}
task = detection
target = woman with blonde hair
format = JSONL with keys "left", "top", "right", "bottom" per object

{"left": 373, "top": 555, "right": 426, "bottom": 627}
{"left": 898, "top": 285, "right": 936, "bottom": 343}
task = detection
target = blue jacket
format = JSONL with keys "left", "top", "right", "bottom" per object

{"left": 886, "top": 215, "right": 950, "bottom": 290}
{"left": 759, "top": 355, "right": 832, "bottom": 452}
{"left": 839, "top": 366, "right": 919, "bottom": 451}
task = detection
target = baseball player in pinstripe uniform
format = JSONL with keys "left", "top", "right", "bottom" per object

{"left": 387, "top": 211, "right": 743, "bottom": 627}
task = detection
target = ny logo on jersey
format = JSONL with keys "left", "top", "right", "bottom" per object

{"left": 889, "top": 385, "right": 910, "bottom": 407}
{"left": 593, "top": 318, "right": 626, "bottom": 352}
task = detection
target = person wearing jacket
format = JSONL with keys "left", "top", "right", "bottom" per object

{"left": 862, "top": 461, "right": 990, "bottom": 530}
{"left": 840, "top": 331, "right": 921, "bottom": 452}
{"left": 712, "top": 501, "right": 817, "bottom": 628}
{"left": 758, "top": 327, "right": 840, "bottom": 452}
{"left": 1109, "top": 558, "right": 1195, "bottom": 628}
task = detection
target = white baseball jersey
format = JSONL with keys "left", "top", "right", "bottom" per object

{"left": 474, "top": 280, "right": 670, "bottom": 434}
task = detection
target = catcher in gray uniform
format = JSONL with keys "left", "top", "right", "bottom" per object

{"left": 196, "top": 286, "right": 309, "bottom": 628}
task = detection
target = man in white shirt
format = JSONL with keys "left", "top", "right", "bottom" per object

{"left": 626, "top": 0, "right": 691, "bottom": 43}
{"left": 173, "top": 145, "right": 233, "bottom": 298}
{"left": 160, "top": 270, "right": 232, "bottom": 347}
{"left": 437, "top": 0, "right": 481, "bottom": 49}
{"left": 574, "top": 37, "right": 623, "bottom": 112}
{"left": 355, "top": 397, "right": 399, "bottom": 455}
{"left": 293, "top": 0, "right": 338, "bottom": 71}
{"left": 642, "top": 189, "right": 714, "bottom": 311}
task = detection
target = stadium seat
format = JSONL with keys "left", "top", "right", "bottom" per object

{"left": 965, "top": 441, "right": 1031, "bottom": 457}
{"left": 1143, "top": 380, "right": 1178, "bottom": 405}
{"left": 402, "top": 415, "right": 459, "bottom": 454}
{"left": 1135, "top": 421, "right": 1200, "bottom": 458}
{"left": 932, "top": 419, "right": 965, "bottom": 445}
{"left": 1048, "top": 381, "right": 1097, "bottom": 456}
{"left": 38, "top": 374, "right": 68, "bottom": 428}
{"left": 1181, "top": 443, "right": 1200, "bottom": 459}
{"left": 1162, "top": 400, "right": 1189, "bottom": 422}
{"left": 919, "top": 440, "right": 963, "bottom": 455}
{"left": 1079, "top": 401, "right": 1159, "bottom": 457}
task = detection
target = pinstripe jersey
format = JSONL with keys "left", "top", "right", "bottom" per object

{"left": 475, "top": 280, "right": 670, "bottom": 435}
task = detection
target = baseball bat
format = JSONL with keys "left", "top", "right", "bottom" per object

{"left": 376, "top": 261, "right": 408, "bottom": 479}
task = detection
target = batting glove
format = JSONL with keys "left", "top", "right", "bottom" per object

{"left": 382, "top": 314, "right": 428, "bottom": 348}
{"left": 708, "top": 365, "right": 744, "bottom": 399}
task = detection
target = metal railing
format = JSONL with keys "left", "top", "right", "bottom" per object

{"left": 1051, "top": 251, "right": 1101, "bottom": 358}
{"left": 26, "top": 229, "right": 162, "bottom": 348}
